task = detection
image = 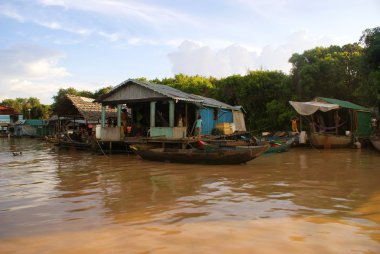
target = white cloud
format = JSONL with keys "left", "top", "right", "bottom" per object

{"left": 168, "top": 41, "right": 258, "bottom": 78}
{"left": 97, "top": 31, "right": 121, "bottom": 42}
{"left": 0, "top": 4, "right": 26, "bottom": 22}
{"left": 35, "top": 20, "right": 93, "bottom": 36}
{"left": 0, "top": 44, "right": 70, "bottom": 104}
{"left": 37, "top": 0, "right": 199, "bottom": 27}
{"left": 0, "top": 78, "right": 63, "bottom": 104}
{"left": 0, "top": 44, "right": 70, "bottom": 79}
{"left": 168, "top": 31, "right": 338, "bottom": 77}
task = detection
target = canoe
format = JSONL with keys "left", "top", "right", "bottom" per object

{"left": 370, "top": 135, "right": 380, "bottom": 152}
{"left": 309, "top": 132, "right": 352, "bottom": 149}
{"left": 257, "top": 134, "right": 295, "bottom": 153}
{"left": 135, "top": 145, "right": 268, "bottom": 165}
{"left": 265, "top": 139, "right": 293, "bottom": 153}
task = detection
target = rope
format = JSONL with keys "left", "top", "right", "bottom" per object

{"left": 95, "top": 139, "right": 107, "bottom": 156}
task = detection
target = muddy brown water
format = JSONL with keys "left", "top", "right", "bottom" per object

{"left": 1, "top": 138, "right": 380, "bottom": 253}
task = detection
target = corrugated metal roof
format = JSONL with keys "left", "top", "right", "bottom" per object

{"left": 132, "top": 80, "right": 204, "bottom": 103}
{"left": 192, "top": 94, "right": 237, "bottom": 110}
{"left": 315, "top": 97, "right": 369, "bottom": 111}
{"left": 98, "top": 79, "right": 204, "bottom": 103}
{"left": 97, "top": 79, "right": 244, "bottom": 111}
{"left": 24, "top": 119, "right": 47, "bottom": 126}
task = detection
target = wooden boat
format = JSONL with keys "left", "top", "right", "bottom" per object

{"left": 257, "top": 132, "right": 295, "bottom": 153}
{"left": 135, "top": 144, "right": 268, "bottom": 164}
{"left": 370, "top": 134, "right": 380, "bottom": 152}
{"left": 309, "top": 132, "right": 352, "bottom": 149}
{"left": 265, "top": 138, "right": 294, "bottom": 153}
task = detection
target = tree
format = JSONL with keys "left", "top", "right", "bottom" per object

{"left": 94, "top": 86, "right": 113, "bottom": 99}
{"left": 360, "top": 27, "right": 380, "bottom": 70}
{"left": 0, "top": 97, "right": 50, "bottom": 119}
{"left": 289, "top": 44, "right": 364, "bottom": 103}
{"left": 214, "top": 71, "right": 292, "bottom": 132}
{"left": 157, "top": 74, "right": 216, "bottom": 96}
{"left": 214, "top": 75, "right": 242, "bottom": 106}
{"left": 357, "top": 27, "right": 380, "bottom": 110}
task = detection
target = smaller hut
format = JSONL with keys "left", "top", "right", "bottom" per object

{"left": 51, "top": 94, "right": 117, "bottom": 141}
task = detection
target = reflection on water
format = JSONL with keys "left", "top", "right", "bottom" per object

{"left": 1, "top": 138, "right": 380, "bottom": 253}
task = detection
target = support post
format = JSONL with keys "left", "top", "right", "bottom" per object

{"left": 150, "top": 101, "right": 156, "bottom": 127}
{"left": 117, "top": 105, "right": 122, "bottom": 127}
{"left": 101, "top": 105, "right": 106, "bottom": 128}
{"left": 169, "top": 100, "right": 175, "bottom": 127}
{"left": 185, "top": 104, "right": 188, "bottom": 127}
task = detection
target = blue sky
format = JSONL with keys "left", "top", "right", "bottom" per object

{"left": 0, "top": 0, "right": 379, "bottom": 104}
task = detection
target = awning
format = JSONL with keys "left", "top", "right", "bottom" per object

{"left": 289, "top": 101, "right": 340, "bottom": 116}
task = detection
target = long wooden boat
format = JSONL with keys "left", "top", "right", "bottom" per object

{"left": 265, "top": 138, "right": 293, "bottom": 153}
{"left": 370, "top": 135, "right": 380, "bottom": 152}
{"left": 309, "top": 132, "right": 352, "bottom": 149}
{"left": 135, "top": 145, "right": 268, "bottom": 165}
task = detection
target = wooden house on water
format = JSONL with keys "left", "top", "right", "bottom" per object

{"left": 51, "top": 94, "right": 117, "bottom": 143}
{"left": 289, "top": 97, "right": 372, "bottom": 148}
{"left": 95, "top": 79, "right": 247, "bottom": 146}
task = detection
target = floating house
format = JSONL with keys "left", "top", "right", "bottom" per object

{"left": 289, "top": 97, "right": 372, "bottom": 148}
{"left": 95, "top": 79, "right": 246, "bottom": 141}
{"left": 0, "top": 105, "right": 22, "bottom": 135}
{"left": 51, "top": 94, "right": 117, "bottom": 138}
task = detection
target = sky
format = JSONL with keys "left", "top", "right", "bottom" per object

{"left": 0, "top": 0, "right": 379, "bottom": 104}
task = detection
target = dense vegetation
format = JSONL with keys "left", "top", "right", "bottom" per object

{"left": 1, "top": 27, "right": 379, "bottom": 132}
{"left": 0, "top": 97, "right": 50, "bottom": 120}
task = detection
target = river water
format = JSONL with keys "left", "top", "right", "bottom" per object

{"left": 1, "top": 138, "right": 380, "bottom": 253}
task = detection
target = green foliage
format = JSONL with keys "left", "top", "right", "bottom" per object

{"left": 360, "top": 27, "right": 380, "bottom": 71}
{"left": 0, "top": 97, "right": 50, "bottom": 119}
{"left": 289, "top": 44, "right": 364, "bottom": 103}
{"left": 94, "top": 86, "right": 113, "bottom": 99}
{"left": 156, "top": 74, "right": 216, "bottom": 97}
{"left": 213, "top": 71, "right": 292, "bottom": 132}
{"left": 358, "top": 27, "right": 380, "bottom": 109}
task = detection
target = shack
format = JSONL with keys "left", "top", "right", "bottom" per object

{"left": 95, "top": 79, "right": 246, "bottom": 141}
{"left": 51, "top": 94, "right": 117, "bottom": 141}
{"left": 289, "top": 97, "right": 372, "bottom": 148}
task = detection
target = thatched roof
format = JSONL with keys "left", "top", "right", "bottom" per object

{"left": 54, "top": 94, "right": 117, "bottom": 122}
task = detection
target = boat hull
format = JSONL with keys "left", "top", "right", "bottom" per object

{"left": 310, "top": 132, "right": 352, "bottom": 148}
{"left": 136, "top": 145, "right": 268, "bottom": 165}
